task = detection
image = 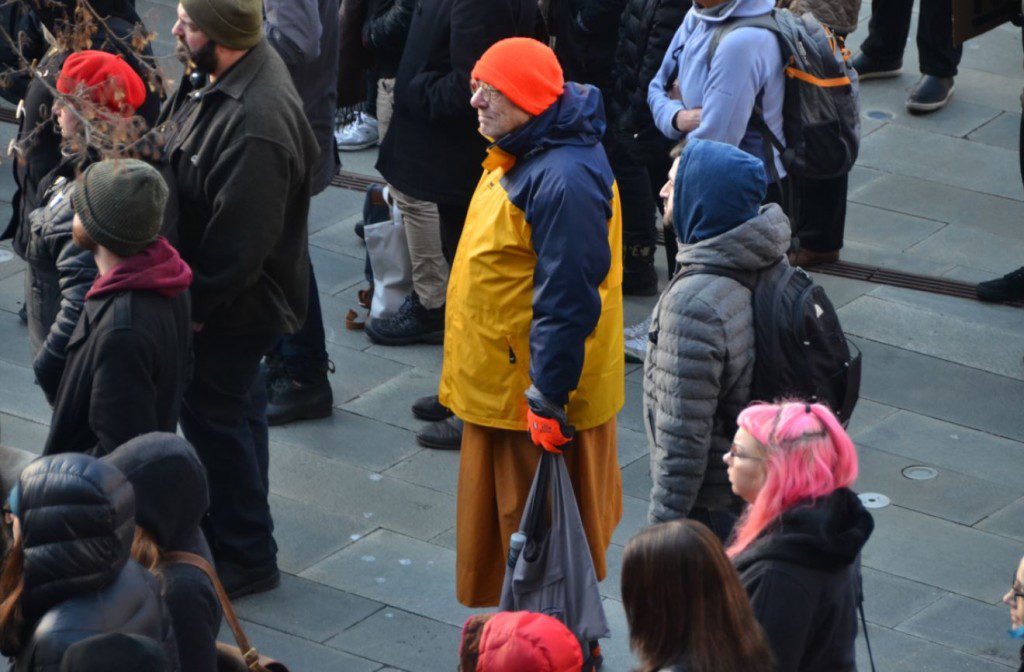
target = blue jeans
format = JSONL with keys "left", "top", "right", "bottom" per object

{"left": 181, "top": 330, "right": 278, "bottom": 567}
{"left": 271, "top": 263, "right": 329, "bottom": 380}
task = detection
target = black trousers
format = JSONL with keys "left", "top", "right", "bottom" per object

{"left": 792, "top": 174, "right": 849, "bottom": 253}
{"left": 269, "top": 263, "right": 329, "bottom": 379}
{"left": 609, "top": 140, "right": 676, "bottom": 277}
{"left": 860, "top": 0, "right": 962, "bottom": 77}
{"left": 181, "top": 330, "right": 279, "bottom": 568}
{"left": 437, "top": 199, "right": 469, "bottom": 266}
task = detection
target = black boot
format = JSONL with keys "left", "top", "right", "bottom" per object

{"left": 416, "top": 417, "right": 462, "bottom": 450}
{"left": 977, "top": 267, "right": 1024, "bottom": 303}
{"left": 906, "top": 75, "right": 954, "bottom": 113}
{"left": 365, "top": 293, "right": 445, "bottom": 345}
{"left": 266, "top": 361, "right": 335, "bottom": 426}
{"left": 622, "top": 244, "right": 658, "bottom": 296}
{"left": 411, "top": 394, "right": 453, "bottom": 422}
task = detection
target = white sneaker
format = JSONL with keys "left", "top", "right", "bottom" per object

{"left": 624, "top": 317, "right": 652, "bottom": 363}
{"left": 336, "top": 112, "right": 380, "bottom": 151}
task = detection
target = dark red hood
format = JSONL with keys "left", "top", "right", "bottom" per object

{"left": 87, "top": 237, "right": 192, "bottom": 300}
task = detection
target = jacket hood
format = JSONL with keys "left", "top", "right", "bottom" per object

{"left": 496, "top": 82, "right": 606, "bottom": 158}
{"left": 675, "top": 202, "right": 790, "bottom": 272}
{"left": 102, "top": 432, "right": 210, "bottom": 552}
{"left": 673, "top": 139, "right": 767, "bottom": 245}
{"left": 17, "top": 454, "right": 135, "bottom": 625}
{"left": 690, "top": 0, "right": 775, "bottom": 24}
{"left": 86, "top": 236, "right": 192, "bottom": 300}
{"left": 735, "top": 488, "right": 874, "bottom": 573}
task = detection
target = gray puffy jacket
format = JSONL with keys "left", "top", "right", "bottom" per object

{"left": 643, "top": 204, "right": 790, "bottom": 523}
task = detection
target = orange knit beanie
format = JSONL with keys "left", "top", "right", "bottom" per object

{"left": 471, "top": 38, "right": 564, "bottom": 116}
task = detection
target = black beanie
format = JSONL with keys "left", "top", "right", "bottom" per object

{"left": 60, "top": 633, "right": 170, "bottom": 672}
{"left": 72, "top": 159, "right": 169, "bottom": 257}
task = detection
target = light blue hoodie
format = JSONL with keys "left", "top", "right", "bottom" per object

{"left": 647, "top": 0, "right": 786, "bottom": 179}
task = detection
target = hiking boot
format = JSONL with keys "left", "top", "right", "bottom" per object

{"left": 416, "top": 416, "right": 462, "bottom": 450}
{"left": 623, "top": 244, "right": 659, "bottom": 296}
{"left": 977, "top": 267, "right": 1024, "bottom": 303}
{"left": 365, "top": 294, "right": 445, "bottom": 345}
{"left": 906, "top": 75, "right": 954, "bottom": 113}
{"left": 850, "top": 52, "right": 902, "bottom": 80}
{"left": 335, "top": 112, "right": 380, "bottom": 151}
{"left": 218, "top": 561, "right": 281, "bottom": 600}
{"left": 788, "top": 249, "right": 840, "bottom": 268}
{"left": 412, "top": 394, "right": 453, "bottom": 422}
{"left": 266, "top": 363, "right": 335, "bottom": 426}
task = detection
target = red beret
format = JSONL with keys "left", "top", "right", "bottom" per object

{"left": 472, "top": 38, "right": 564, "bottom": 116}
{"left": 475, "top": 612, "right": 583, "bottom": 672}
{"left": 56, "top": 50, "right": 147, "bottom": 116}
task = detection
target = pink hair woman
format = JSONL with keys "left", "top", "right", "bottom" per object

{"left": 724, "top": 401, "right": 874, "bottom": 672}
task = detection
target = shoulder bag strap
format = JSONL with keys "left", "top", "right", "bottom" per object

{"left": 163, "top": 551, "right": 269, "bottom": 672}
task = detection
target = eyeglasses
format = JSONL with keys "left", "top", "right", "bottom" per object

{"left": 470, "top": 80, "right": 500, "bottom": 104}
{"left": 727, "top": 443, "right": 764, "bottom": 461}
{"left": 1010, "top": 572, "right": 1024, "bottom": 602}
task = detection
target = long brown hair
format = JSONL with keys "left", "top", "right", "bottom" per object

{"left": 130, "top": 527, "right": 163, "bottom": 573}
{"left": 0, "top": 534, "right": 26, "bottom": 656}
{"left": 621, "top": 520, "right": 775, "bottom": 672}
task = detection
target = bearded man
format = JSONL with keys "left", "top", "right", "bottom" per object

{"left": 155, "top": 0, "right": 318, "bottom": 599}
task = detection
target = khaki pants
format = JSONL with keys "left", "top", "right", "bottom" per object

{"left": 455, "top": 418, "right": 623, "bottom": 607}
{"left": 387, "top": 185, "right": 449, "bottom": 310}
{"left": 376, "top": 78, "right": 395, "bottom": 141}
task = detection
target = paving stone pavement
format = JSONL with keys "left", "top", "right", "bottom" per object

{"left": 0, "top": 3, "right": 1022, "bottom": 670}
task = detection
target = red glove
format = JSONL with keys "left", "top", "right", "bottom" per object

{"left": 527, "top": 408, "right": 572, "bottom": 454}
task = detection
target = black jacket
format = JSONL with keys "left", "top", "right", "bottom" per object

{"left": 43, "top": 258, "right": 192, "bottom": 457}
{"left": 734, "top": 488, "right": 874, "bottom": 672}
{"left": 605, "top": 0, "right": 687, "bottom": 163}
{"left": 363, "top": 0, "right": 415, "bottom": 78}
{"left": 24, "top": 172, "right": 97, "bottom": 404}
{"left": 103, "top": 433, "right": 221, "bottom": 672}
{"left": 157, "top": 39, "right": 317, "bottom": 335}
{"left": 0, "top": 5, "right": 44, "bottom": 104}
{"left": 375, "top": 0, "right": 538, "bottom": 205}
{"left": 2, "top": 0, "right": 162, "bottom": 257}
{"left": 12, "top": 454, "right": 179, "bottom": 672}
{"left": 549, "top": 0, "right": 628, "bottom": 96}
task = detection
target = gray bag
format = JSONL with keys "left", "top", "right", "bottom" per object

{"left": 498, "top": 452, "right": 611, "bottom": 647}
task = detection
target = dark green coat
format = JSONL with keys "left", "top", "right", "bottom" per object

{"left": 157, "top": 39, "right": 318, "bottom": 335}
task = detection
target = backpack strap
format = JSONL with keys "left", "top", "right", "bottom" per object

{"left": 674, "top": 263, "right": 757, "bottom": 291}
{"left": 707, "top": 13, "right": 780, "bottom": 67}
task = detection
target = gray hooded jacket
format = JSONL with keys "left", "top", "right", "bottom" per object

{"left": 643, "top": 204, "right": 790, "bottom": 523}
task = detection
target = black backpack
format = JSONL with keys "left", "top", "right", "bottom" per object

{"left": 708, "top": 9, "right": 860, "bottom": 181}
{"left": 675, "top": 261, "right": 861, "bottom": 425}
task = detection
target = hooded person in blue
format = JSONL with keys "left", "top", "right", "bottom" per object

{"left": 647, "top": 0, "right": 786, "bottom": 182}
{"left": 643, "top": 139, "right": 790, "bottom": 539}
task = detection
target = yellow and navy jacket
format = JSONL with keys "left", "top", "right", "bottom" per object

{"left": 439, "top": 83, "right": 625, "bottom": 431}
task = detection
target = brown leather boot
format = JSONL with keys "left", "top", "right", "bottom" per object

{"left": 788, "top": 249, "right": 840, "bottom": 267}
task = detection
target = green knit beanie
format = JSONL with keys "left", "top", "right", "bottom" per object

{"left": 182, "top": 0, "right": 263, "bottom": 51}
{"left": 73, "top": 159, "right": 169, "bottom": 257}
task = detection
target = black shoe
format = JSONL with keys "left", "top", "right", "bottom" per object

{"left": 218, "top": 561, "right": 281, "bottom": 600}
{"left": 17, "top": 303, "right": 26, "bottom": 325}
{"left": 906, "top": 75, "right": 954, "bottom": 113}
{"left": 266, "top": 368, "right": 335, "bottom": 426}
{"left": 416, "top": 416, "right": 462, "bottom": 450}
{"left": 850, "top": 52, "right": 902, "bottom": 80}
{"left": 977, "top": 267, "right": 1024, "bottom": 303}
{"left": 365, "top": 294, "right": 445, "bottom": 345}
{"left": 262, "top": 354, "right": 286, "bottom": 397}
{"left": 622, "top": 244, "right": 659, "bottom": 296}
{"left": 411, "top": 394, "right": 453, "bottom": 422}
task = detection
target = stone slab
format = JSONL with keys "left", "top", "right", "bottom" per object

{"left": 620, "top": 455, "right": 652, "bottom": 503}
{"left": 854, "top": 444, "right": 1021, "bottom": 525}
{"left": 0, "top": 413, "right": 48, "bottom": 456}
{"left": 318, "top": 291, "right": 375, "bottom": 353}
{"left": 611, "top": 495, "right": 650, "bottom": 548}
{"left": 309, "top": 187, "right": 365, "bottom": 235}
{"left": 309, "top": 245, "right": 368, "bottom": 296}
{"left": 0, "top": 310, "right": 30, "bottom": 368}
{"left": 856, "top": 339, "right": 1024, "bottom": 443}
{"left": 856, "top": 622, "right": 1012, "bottom": 672}
{"left": 837, "top": 241, "right": 956, "bottom": 276}
{"left": 618, "top": 381, "right": 644, "bottom": 434}
{"left": 846, "top": 399, "right": 901, "bottom": 437}
{"left": 807, "top": 272, "right": 877, "bottom": 310}
{"left": 898, "top": 594, "right": 1021, "bottom": 666}
{"left": 0, "top": 360, "right": 52, "bottom": 425}
{"left": 955, "top": 67, "right": 1024, "bottom": 115}
{"left": 848, "top": 165, "right": 885, "bottom": 195}
{"left": 943, "top": 265, "right": 1002, "bottom": 284}
{"left": 325, "top": 341, "right": 411, "bottom": 408}
{"left": 960, "top": 24, "right": 1024, "bottom": 80}
{"left": 383, "top": 447, "right": 460, "bottom": 497}
{"left": 365, "top": 343, "right": 445, "bottom": 375}
{"left": 269, "top": 494, "right": 375, "bottom": 574}
{"left": 844, "top": 202, "right": 947, "bottom": 251}
{"left": 326, "top": 608, "right": 461, "bottom": 672}
{"left": 600, "top": 542, "right": 623, "bottom": 600}
{"left": 0, "top": 248, "right": 25, "bottom": 281}
{"left": 977, "top": 497, "right": 1024, "bottom": 542}
{"left": 838, "top": 295, "right": 1024, "bottom": 380}
{"left": 309, "top": 214, "right": 368, "bottom": 260}
{"left": 600, "top": 597, "right": 639, "bottom": 672}
{"left": 272, "top": 410, "right": 419, "bottom": 473}
{"left": 859, "top": 82, "right": 1003, "bottom": 139}
{"left": 863, "top": 505, "right": 1022, "bottom": 603}
{"left": 301, "top": 530, "right": 483, "bottom": 628}
{"left": 855, "top": 410, "right": 1024, "bottom": 487}
{"left": 342, "top": 369, "right": 443, "bottom": 433}
{"left": 867, "top": 285, "right": 1024, "bottom": 336}
{"left": 0, "top": 273, "right": 26, "bottom": 316}
{"left": 269, "top": 442, "right": 456, "bottom": 542}
{"left": 858, "top": 124, "right": 1022, "bottom": 201}
{"left": 909, "top": 225, "right": 1024, "bottom": 275}
{"left": 219, "top": 620, "right": 382, "bottom": 672}
{"left": 617, "top": 426, "right": 649, "bottom": 469}
{"left": 862, "top": 567, "right": 946, "bottom": 629}
{"left": 429, "top": 527, "right": 457, "bottom": 551}
{"left": 234, "top": 573, "right": 383, "bottom": 644}
{"left": 969, "top": 112, "right": 1021, "bottom": 150}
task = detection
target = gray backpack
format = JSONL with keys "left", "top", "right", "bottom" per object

{"left": 709, "top": 9, "right": 860, "bottom": 181}
{"left": 499, "top": 452, "right": 610, "bottom": 668}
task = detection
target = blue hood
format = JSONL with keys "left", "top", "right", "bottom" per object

{"left": 496, "top": 82, "right": 606, "bottom": 158}
{"left": 673, "top": 139, "right": 767, "bottom": 245}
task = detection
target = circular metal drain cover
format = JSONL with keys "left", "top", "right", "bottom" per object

{"left": 865, "top": 109, "right": 895, "bottom": 120}
{"left": 902, "top": 466, "right": 938, "bottom": 481}
{"left": 859, "top": 493, "right": 890, "bottom": 509}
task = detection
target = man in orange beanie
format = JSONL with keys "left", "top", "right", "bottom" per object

{"left": 439, "top": 37, "right": 624, "bottom": 608}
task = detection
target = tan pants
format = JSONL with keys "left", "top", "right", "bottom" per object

{"left": 376, "top": 78, "right": 395, "bottom": 141}
{"left": 455, "top": 418, "right": 623, "bottom": 607}
{"left": 387, "top": 185, "right": 449, "bottom": 310}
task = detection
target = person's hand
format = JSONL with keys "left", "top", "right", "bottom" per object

{"left": 191, "top": 322, "right": 204, "bottom": 333}
{"left": 673, "top": 108, "right": 702, "bottom": 133}
{"left": 668, "top": 79, "right": 682, "bottom": 101}
{"left": 525, "top": 385, "right": 574, "bottom": 454}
